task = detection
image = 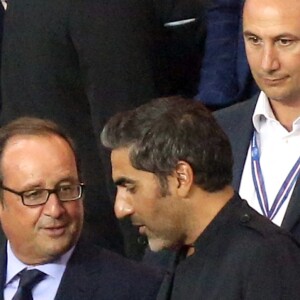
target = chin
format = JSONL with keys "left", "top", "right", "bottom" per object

{"left": 148, "top": 237, "right": 172, "bottom": 252}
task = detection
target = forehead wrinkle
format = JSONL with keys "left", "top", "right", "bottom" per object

{"left": 1, "top": 135, "right": 77, "bottom": 189}
{"left": 244, "top": 0, "right": 300, "bottom": 24}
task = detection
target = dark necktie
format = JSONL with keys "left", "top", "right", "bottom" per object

{"left": 12, "top": 269, "right": 46, "bottom": 300}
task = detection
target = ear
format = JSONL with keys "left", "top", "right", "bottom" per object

{"left": 175, "top": 161, "right": 194, "bottom": 197}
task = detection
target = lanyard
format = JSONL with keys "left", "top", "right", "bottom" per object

{"left": 251, "top": 131, "right": 300, "bottom": 220}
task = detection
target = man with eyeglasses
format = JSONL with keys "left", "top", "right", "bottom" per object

{"left": 0, "top": 117, "right": 163, "bottom": 300}
{"left": 1, "top": 183, "right": 85, "bottom": 207}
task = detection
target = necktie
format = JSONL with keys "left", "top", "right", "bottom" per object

{"left": 12, "top": 269, "right": 46, "bottom": 300}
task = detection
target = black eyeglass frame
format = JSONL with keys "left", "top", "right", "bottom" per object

{"left": 0, "top": 183, "right": 85, "bottom": 206}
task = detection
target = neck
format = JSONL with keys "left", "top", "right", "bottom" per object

{"left": 183, "top": 185, "right": 234, "bottom": 250}
{"left": 269, "top": 98, "right": 300, "bottom": 132}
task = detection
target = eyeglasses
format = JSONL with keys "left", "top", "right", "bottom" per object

{"left": 0, "top": 183, "right": 85, "bottom": 206}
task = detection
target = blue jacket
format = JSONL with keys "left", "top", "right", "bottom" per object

{"left": 196, "top": 0, "right": 258, "bottom": 109}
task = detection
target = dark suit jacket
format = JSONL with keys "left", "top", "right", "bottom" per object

{"left": 214, "top": 95, "right": 300, "bottom": 242}
{"left": 157, "top": 194, "right": 300, "bottom": 300}
{"left": 0, "top": 0, "right": 207, "bottom": 259}
{"left": 0, "top": 4, "right": 4, "bottom": 108}
{"left": 0, "top": 239, "right": 163, "bottom": 300}
{"left": 153, "top": 0, "right": 209, "bottom": 97}
{"left": 196, "top": 0, "right": 258, "bottom": 109}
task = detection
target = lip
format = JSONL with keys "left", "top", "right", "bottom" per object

{"left": 262, "top": 76, "right": 287, "bottom": 85}
{"left": 42, "top": 225, "right": 67, "bottom": 237}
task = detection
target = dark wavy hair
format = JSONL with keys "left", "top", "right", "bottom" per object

{"left": 101, "top": 96, "right": 233, "bottom": 195}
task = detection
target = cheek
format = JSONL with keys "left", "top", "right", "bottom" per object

{"left": 134, "top": 195, "right": 159, "bottom": 217}
{"left": 245, "top": 47, "right": 261, "bottom": 65}
{"left": 247, "top": 55, "right": 261, "bottom": 71}
{"left": 64, "top": 202, "right": 84, "bottom": 224}
{"left": 156, "top": 202, "right": 184, "bottom": 234}
{"left": 290, "top": 58, "right": 300, "bottom": 76}
{"left": 3, "top": 202, "right": 41, "bottom": 224}
{"left": 0, "top": 208, "right": 40, "bottom": 242}
{"left": 144, "top": 201, "right": 170, "bottom": 227}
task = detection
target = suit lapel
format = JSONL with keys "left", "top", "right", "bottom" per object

{"left": 54, "top": 241, "right": 96, "bottom": 300}
{"left": 215, "top": 96, "right": 257, "bottom": 190}
{"left": 156, "top": 249, "right": 187, "bottom": 300}
{"left": 156, "top": 271, "right": 174, "bottom": 300}
{"left": 281, "top": 178, "right": 300, "bottom": 232}
{"left": 231, "top": 100, "right": 256, "bottom": 191}
{"left": 0, "top": 241, "right": 7, "bottom": 300}
{"left": 0, "top": 239, "right": 101, "bottom": 300}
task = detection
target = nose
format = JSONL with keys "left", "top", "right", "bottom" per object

{"left": 114, "top": 189, "right": 134, "bottom": 219}
{"left": 261, "top": 44, "right": 280, "bottom": 72}
{"left": 43, "top": 193, "right": 66, "bottom": 218}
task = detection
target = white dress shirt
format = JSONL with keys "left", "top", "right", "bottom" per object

{"left": 4, "top": 241, "right": 74, "bottom": 300}
{"left": 239, "top": 92, "right": 300, "bottom": 226}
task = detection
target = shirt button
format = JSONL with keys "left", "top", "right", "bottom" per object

{"left": 240, "top": 213, "right": 251, "bottom": 223}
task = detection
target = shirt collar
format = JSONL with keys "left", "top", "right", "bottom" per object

{"left": 252, "top": 92, "right": 277, "bottom": 133}
{"left": 252, "top": 91, "right": 300, "bottom": 133}
{"left": 5, "top": 241, "right": 74, "bottom": 285}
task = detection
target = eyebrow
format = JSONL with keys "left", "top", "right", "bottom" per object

{"left": 114, "top": 177, "right": 136, "bottom": 187}
{"left": 243, "top": 30, "right": 257, "bottom": 37}
{"left": 20, "top": 176, "right": 79, "bottom": 191}
{"left": 243, "top": 30, "right": 299, "bottom": 40}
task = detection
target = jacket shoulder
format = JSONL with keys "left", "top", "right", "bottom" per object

{"left": 214, "top": 96, "right": 258, "bottom": 123}
{"left": 65, "top": 242, "right": 164, "bottom": 300}
{"left": 232, "top": 199, "right": 300, "bottom": 250}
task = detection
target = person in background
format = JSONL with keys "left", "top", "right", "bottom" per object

{"left": 0, "top": 1, "right": 4, "bottom": 118}
{"left": 0, "top": 0, "right": 209, "bottom": 260}
{"left": 101, "top": 97, "right": 300, "bottom": 299}
{"left": 196, "top": 0, "right": 258, "bottom": 110}
{"left": 214, "top": 0, "right": 300, "bottom": 242}
{"left": 0, "top": 117, "right": 163, "bottom": 300}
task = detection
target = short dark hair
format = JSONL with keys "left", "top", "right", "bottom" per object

{"left": 0, "top": 117, "right": 81, "bottom": 187}
{"left": 101, "top": 96, "right": 233, "bottom": 194}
